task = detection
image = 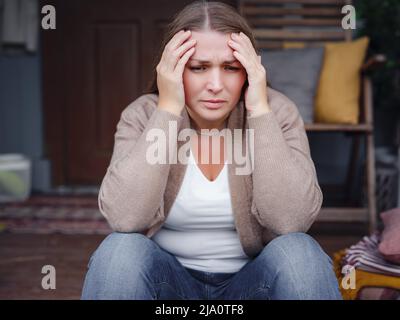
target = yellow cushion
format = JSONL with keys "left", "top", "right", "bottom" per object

{"left": 314, "top": 37, "right": 369, "bottom": 124}
{"left": 333, "top": 250, "right": 400, "bottom": 300}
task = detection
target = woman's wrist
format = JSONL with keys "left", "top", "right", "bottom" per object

{"left": 157, "top": 103, "right": 183, "bottom": 117}
{"left": 247, "top": 104, "right": 271, "bottom": 118}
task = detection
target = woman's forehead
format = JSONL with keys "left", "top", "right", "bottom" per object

{"left": 189, "top": 56, "right": 239, "bottom": 64}
{"left": 190, "top": 29, "right": 230, "bottom": 37}
{"left": 189, "top": 32, "right": 237, "bottom": 63}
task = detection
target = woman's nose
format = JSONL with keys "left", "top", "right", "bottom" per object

{"left": 206, "top": 70, "right": 223, "bottom": 92}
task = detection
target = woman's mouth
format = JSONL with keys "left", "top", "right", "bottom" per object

{"left": 201, "top": 100, "right": 226, "bottom": 110}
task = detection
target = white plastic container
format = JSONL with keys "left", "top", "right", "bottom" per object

{"left": 0, "top": 154, "right": 31, "bottom": 203}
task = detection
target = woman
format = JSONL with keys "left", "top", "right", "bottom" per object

{"left": 81, "top": 1, "right": 342, "bottom": 300}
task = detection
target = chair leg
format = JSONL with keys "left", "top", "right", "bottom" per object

{"left": 345, "top": 135, "right": 361, "bottom": 206}
{"left": 366, "top": 132, "right": 377, "bottom": 233}
{"left": 363, "top": 76, "right": 377, "bottom": 233}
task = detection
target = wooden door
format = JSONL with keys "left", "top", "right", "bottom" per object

{"left": 42, "top": 0, "right": 239, "bottom": 185}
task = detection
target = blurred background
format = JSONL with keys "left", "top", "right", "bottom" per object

{"left": 0, "top": 0, "right": 399, "bottom": 300}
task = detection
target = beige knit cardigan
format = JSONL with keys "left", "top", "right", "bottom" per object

{"left": 98, "top": 87, "right": 323, "bottom": 257}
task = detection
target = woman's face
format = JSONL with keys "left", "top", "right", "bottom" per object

{"left": 183, "top": 30, "right": 247, "bottom": 130}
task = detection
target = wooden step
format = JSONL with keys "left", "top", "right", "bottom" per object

{"left": 316, "top": 207, "right": 369, "bottom": 222}
{"left": 305, "top": 123, "right": 373, "bottom": 132}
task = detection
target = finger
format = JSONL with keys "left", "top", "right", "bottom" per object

{"left": 165, "top": 30, "right": 185, "bottom": 49}
{"left": 167, "top": 30, "right": 192, "bottom": 51}
{"left": 238, "top": 32, "right": 258, "bottom": 58}
{"left": 161, "top": 31, "right": 193, "bottom": 71}
{"left": 231, "top": 32, "right": 252, "bottom": 55}
{"left": 227, "top": 39, "right": 240, "bottom": 51}
{"left": 228, "top": 37, "right": 250, "bottom": 60}
{"left": 229, "top": 40, "right": 257, "bottom": 70}
{"left": 239, "top": 32, "right": 254, "bottom": 51}
{"left": 167, "top": 39, "right": 196, "bottom": 72}
{"left": 232, "top": 50, "right": 248, "bottom": 73}
{"left": 233, "top": 32, "right": 259, "bottom": 62}
{"left": 168, "top": 39, "right": 196, "bottom": 71}
{"left": 232, "top": 50, "right": 259, "bottom": 79}
{"left": 161, "top": 30, "right": 186, "bottom": 59}
{"left": 175, "top": 39, "right": 197, "bottom": 59}
{"left": 175, "top": 46, "right": 195, "bottom": 75}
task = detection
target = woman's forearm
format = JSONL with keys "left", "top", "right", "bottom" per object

{"left": 99, "top": 107, "right": 183, "bottom": 232}
{"left": 248, "top": 106, "right": 323, "bottom": 235}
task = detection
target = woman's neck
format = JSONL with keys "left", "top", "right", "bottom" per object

{"left": 188, "top": 113, "right": 228, "bottom": 132}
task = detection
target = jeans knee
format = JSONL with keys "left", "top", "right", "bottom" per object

{"left": 99, "top": 231, "right": 155, "bottom": 252}
{"left": 82, "top": 232, "right": 161, "bottom": 299}
{"left": 258, "top": 233, "right": 341, "bottom": 299}
{"left": 87, "top": 232, "right": 158, "bottom": 273}
{"left": 261, "top": 232, "right": 333, "bottom": 275}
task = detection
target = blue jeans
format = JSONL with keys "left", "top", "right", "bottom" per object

{"left": 81, "top": 232, "right": 342, "bottom": 300}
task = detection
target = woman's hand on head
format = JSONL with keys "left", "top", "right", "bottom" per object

{"left": 156, "top": 30, "right": 196, "bottom": 116}
{"left": 228, "top": 32, "right": 271, "bottom": 117}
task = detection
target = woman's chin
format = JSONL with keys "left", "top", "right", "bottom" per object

{"left": 186, "top": 105, "right": 231, "bottom": 125}
{"left": 199, "top": 111, "right": 227, "bottom": 122}
{"left": 201, "top": 104, "right": 231, "bottom": 115}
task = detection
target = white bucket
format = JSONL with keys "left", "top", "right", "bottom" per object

{"left": 0, "top": 154, "right": 31, "bottom": 203}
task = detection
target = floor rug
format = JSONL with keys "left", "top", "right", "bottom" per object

{"left": 0, "top": 195, "right": 112, "bottom": 234}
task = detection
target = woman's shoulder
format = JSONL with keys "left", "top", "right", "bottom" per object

{"left": 267, "top": 87, "right": 297, "bottom": 111}
{"left": 266, "top": 86, "right": 301, "bottom": 123}
{"left": 120, "top": 93, "right": 160, "bottom": 121}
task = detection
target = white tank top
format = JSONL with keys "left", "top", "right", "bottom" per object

{"left": 151, "top": 148, "right": 250, "bottom": 273}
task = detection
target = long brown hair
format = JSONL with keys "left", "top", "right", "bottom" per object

{"left": 144, "top": 0, "right": 261, "bottom": 100}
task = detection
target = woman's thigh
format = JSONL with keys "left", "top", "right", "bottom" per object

{"left": 81, "top": 232, "right": 202, "bottom": 300}
{"left": 223, "top": 232, "right": 342, "bottom": 300}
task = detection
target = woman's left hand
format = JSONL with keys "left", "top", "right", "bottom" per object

{"left": 228, "top": 32, "right": 271, "bottom": 117}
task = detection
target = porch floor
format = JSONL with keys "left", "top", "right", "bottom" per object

{"left": 0, "top": 227, "right": 364, "bottom": 299}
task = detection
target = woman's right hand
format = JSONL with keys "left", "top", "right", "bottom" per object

{"left": 156, "top": 30, "right": 196, "bottom": 116}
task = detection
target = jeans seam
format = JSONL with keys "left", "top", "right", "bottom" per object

{"left": 154, "top": 281, "right": 187, "bottom": 299}
{"left": 241, "top": 283, "right": 271, "bottom": 300}
{"left": 238, "top": 261, "right": 272, "bottom": 300}
{"left": 275, "top": 243, "right": 306, "bottom": 300}
{"left": 246, "top": 286, "right": 271, "bottom": 300}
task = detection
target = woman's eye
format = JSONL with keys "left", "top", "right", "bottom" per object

{"left": 189, "top": 66, "right": 240, "bottom": 72}
{"left": 189, "top": 66, "right": 206, "bottom": 71}
{"left": 225, "top": 66, "right": 240, "bottom": 71}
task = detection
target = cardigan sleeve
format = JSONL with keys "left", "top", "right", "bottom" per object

{"left": 247, "top": 91, "right": 323, "bottom": 236}
{"left": 98, "top": 95, "right": 183, "bottom": 233}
